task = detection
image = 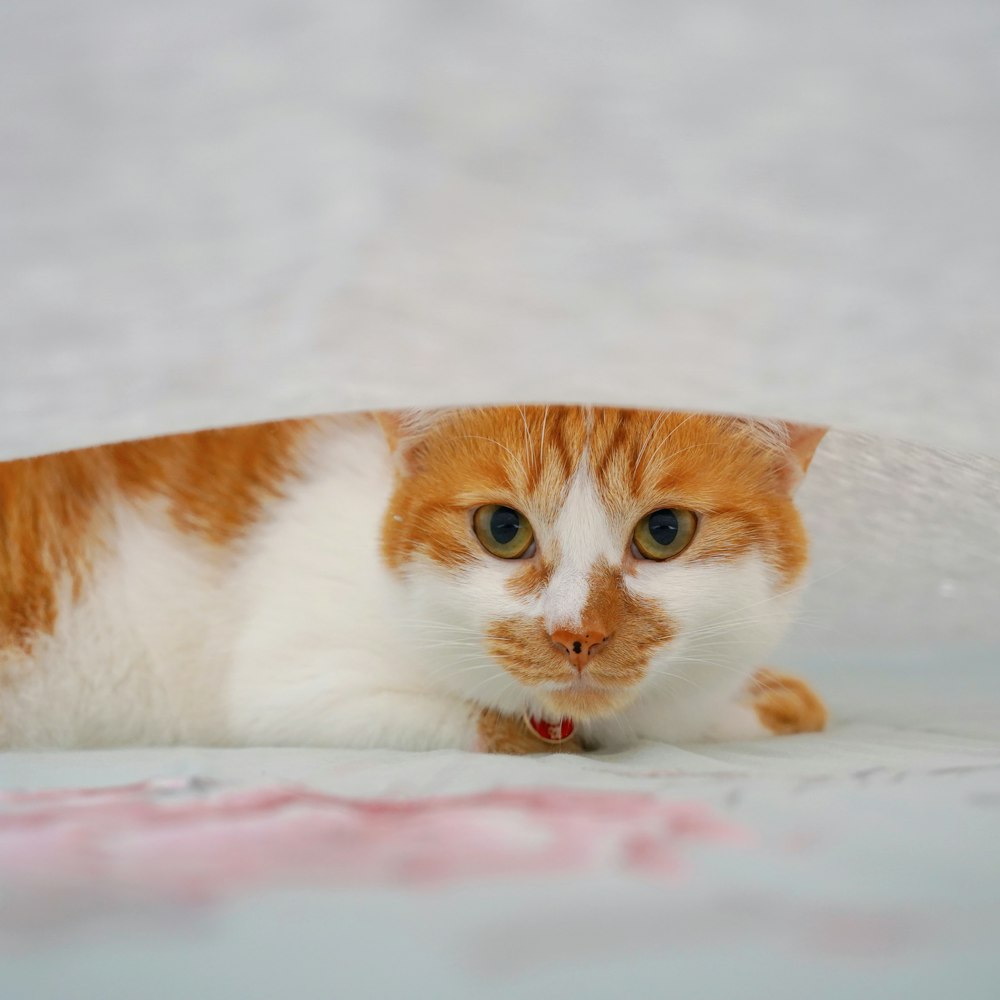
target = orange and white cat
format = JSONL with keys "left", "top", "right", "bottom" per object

{"left": 0, "top": 407, "right": 826, "bottom": 752}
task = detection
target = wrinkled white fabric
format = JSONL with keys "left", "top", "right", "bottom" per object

{"left": 3, "top": 1, "right": 999, "bottom": 460}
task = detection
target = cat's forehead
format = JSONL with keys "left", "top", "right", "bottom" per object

{"left": 418, "top": 406, "right": 781, "bottom": 515}
{"left": 384, "top": 405, "right": 809, "bottom": 585}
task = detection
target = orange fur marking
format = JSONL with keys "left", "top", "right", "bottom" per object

{"left": 109, "top": 420, "right": 313, "bottom": 545}
{"left": 0, "top": 452, "right": 107, "bottom": 651}
{"left": 488, "top": 561, "right": 674, "bottom": 716}
{"left": 484, "top": 586, "right": 673, "bottom": 722}
{"left": 506, "top": 560, "right": 554, "bottom": 600}
{"left": 749, "top": 668, "right": 828, "bottom": 735}
{"left": 0, "top": 420, "right": 315, "bottom": 651}
{"left": 381, "top": 406, "right": 820, "bottom": 586}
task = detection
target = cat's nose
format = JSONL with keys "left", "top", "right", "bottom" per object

{"left": 549, "top": 628, "right": 610, "bottom": 672}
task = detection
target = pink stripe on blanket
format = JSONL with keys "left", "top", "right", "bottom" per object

{"left": 0, "top": 783, "right": 742, "bottom": 903}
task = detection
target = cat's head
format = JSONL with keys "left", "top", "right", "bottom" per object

{"left": 378, "top": 406, "right": 824, "bottom": 722}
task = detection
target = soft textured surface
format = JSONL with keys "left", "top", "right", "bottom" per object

{"left": 4, "top": 729, "right": 1000, "bottom": 999}
{"left": 2, "top": 1, "right": 999, "bottom": 997}
{"left": 4, "top": 651, "right": 1000, "bottom": 999}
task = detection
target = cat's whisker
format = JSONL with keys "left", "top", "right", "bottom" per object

{"left": 666, "top": 655, "right": 807, "bottom": 706}
{"left": 671, "top": 653, "right": 805, "bottom": 700}
{"left": 679, "top": 617, "right": 832, "bottom": 647}
{"left": 642, "top": 439, "right": 707, "bottom": 471}
{"left": 640, "top": 412, "right": 701, "bottom": 470}
{"left": 415, "top": 645, "right": 490, "bottom": 661}
{"left": 404, "top": 618, "right": 483, "bottom": 637}
{"left": 411, "top": 648, "right": 487, "bottom": 659}
{"left": 412, "top": 633, "right": 521, "bottom": 650}
{"left": 421, "top": 661, "right": 496, "bottom": 688}
{"left": 632, "top": 411, "right": 669, "bottom": 476}
{"left": 398, "top": 620, "right": 492, "bottom": 636}
{"left": 538, "top": 405, "right": 549, "bottom": 473}
{"left": 679, "top": 579, "right": 852, "bottom": 633}
{"left": 664, "top": 654, "right": 749, "bottom": 673}
{"left": 683, "top": 622, "right": 832, "bottom": 648}
{"left": 518, "top": 405, "right": 533, "bottom": 476}
{"left": 456, "top": 434, "right": 531, "bottom": 485}
{"left": 604, "top": 696, "right": 640, "bottom": 741}
{"left": 703, "top": 559, "right": 858, "bottom": 628}
{"left": 464, "top": 670, "right": 516, "bottom": 702}
{"left": 423, "top": 664, "right": 486, "bottom": 683}
{"left": 650, "top": 667, "right": 712, "bottom": 695}
{"left": 409, "top": 639, "right": 487, "bottom": 651}
{"left": 424, "top": 661, "right": 492, "bottom": 681}
{"left": 400, "top": 620, "right": 481, "bottom": 632}
{"left": 607, "top": 706, "right": 635, "bottom": 744}
{"left": 358, "top": 623, "right": 484, "bottom": 641}
{"left": 679, "top": 615, "right": 828, "bottom": 642}
{"left": 415, "top": 655, "right": 490, "bottom": 674}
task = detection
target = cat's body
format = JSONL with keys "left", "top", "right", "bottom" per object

{"left": 0, "top": 407, "right": 826, "bottom": 752}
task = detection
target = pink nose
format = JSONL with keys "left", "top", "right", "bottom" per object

{"left": 549, "top": 628, "right": 610, "bottom": 672}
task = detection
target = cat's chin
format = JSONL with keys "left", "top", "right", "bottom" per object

{"left": 537, "top": 686, "right": 637, "bottom": 721}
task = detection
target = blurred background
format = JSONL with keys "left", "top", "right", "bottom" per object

{"left": 4, "top": 1, "right": 999, "bottom": 445}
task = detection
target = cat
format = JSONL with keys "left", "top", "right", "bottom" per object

{"left": 0, "top": 406, "right": 826, "bottom": 752}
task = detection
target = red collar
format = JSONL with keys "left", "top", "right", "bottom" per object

{"left": 525, "top": 713, "right": 575, "bottom": 744}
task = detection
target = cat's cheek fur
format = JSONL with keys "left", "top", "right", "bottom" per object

{"left": 393, "top": 558, "right": 550, "bottom": 719}
{"left": 588, "top": 553, "right": 797, "bottom": 747}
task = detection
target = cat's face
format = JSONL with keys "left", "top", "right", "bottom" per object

{"left": 380, "top": 407, "right": 822, "bottom": 722}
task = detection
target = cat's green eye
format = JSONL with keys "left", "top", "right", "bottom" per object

{"left": 632, "top": 508, "right": 697, "bottom": 561}
{"left": 473, "top": 505, "right": 535, "bottom": 559}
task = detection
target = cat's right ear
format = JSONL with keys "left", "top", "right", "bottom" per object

{"left": 375, "top": 409, "right": 448, "bottom": 476}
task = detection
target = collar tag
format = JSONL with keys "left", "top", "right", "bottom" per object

{"left": 525, "top": 713, "right": 575, "bottom": 744}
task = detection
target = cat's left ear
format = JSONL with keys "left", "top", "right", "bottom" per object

{"left": 779, "top": 422, "right": 827, "bottom": 493}
{"left": 374, "top": 408, "right": 452, "bottom": 476}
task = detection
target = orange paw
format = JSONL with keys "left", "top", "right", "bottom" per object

{"left": 749, "top": 668, "right": 827, "bottom": 735}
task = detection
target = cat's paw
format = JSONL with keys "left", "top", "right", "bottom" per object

{"left": 748, "top": 668, "right": 827, "bottom": 735}
{"left": 475, "top": 708, "right": 583, "bottom": 755}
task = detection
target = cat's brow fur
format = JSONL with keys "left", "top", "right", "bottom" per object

{"left": 0, "top": 406, "right": 826, "bottom": 750}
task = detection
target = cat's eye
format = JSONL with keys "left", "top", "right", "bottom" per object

{"left": 473, "top": 505, "right": 535, "bottom": 559}
{"left": 632, "top": 508, "right": 697, "bottom": 561}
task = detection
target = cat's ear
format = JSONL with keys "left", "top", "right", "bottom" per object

{"left": 779, "top": 422, "right": 827, "bottom": 493}
{"left": 374, "top": 408, "right": 452, "bottom": 476}
{"left": 736, "top": 417, "right": 826, "bottom": 494}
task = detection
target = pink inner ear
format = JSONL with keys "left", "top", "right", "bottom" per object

{"left": 374, "top": 411, "right": 407, "bottom": 453}
{"left": 374, "top": 410, "right": 429, "bottom": 476}
{"left": 785, "top": 423, "right": 827, "bottom": 474}
{"left": 375, "top": 408, "right": 456, "bottom": 475}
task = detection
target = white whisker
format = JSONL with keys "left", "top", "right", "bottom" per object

{"left": 518, "top": 405, "right": 532, "bottom": 475}
{"left": 642, "top": 412, "right": 700, "bottom": 469}
{"left": 538, "top": 405, "right": 549, "bottom": 473}
{"left": 456, "top": 434, "right": 530, "bottom": 484}
{"left": 633, "top": 411, "right": 669, "bottom": 474}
